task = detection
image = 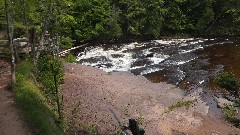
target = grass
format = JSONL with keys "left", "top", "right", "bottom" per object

{"left": 222, "top": 105, "right": 240, "bottom": 127}
{"left": 168, "top": 100, "right": 193, "bottom": 112}
{"left": 14, "top": 60, "right": 62, "bottom": 135}
{"left": 0, "top": 40, "right": 10, "bottom": 60}
{"left": 136, "top": 114, "right": 144, "bottom": 125}
{"left": 214, "top": 72, "right": 240, "bottom": 96}
{"left": 107, "top": 72, "right": 112, "bottom": 75}
{"left": 123, "top": 108, "right": 130, "bottom": 116}
{"left": 81, "top": 124, "right": 125, "bottom": 135}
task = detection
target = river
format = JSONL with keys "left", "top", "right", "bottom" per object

{"left": 76, "top": 38, "right": 240, "bottom": 92}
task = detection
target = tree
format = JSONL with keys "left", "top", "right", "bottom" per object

{"left": 73, "top": 0, "right": 112, "bottom": 42}
{"left": 5, "top": 0, "right": 16, "bottom": 85}
{"left": 0, "top": 0, "right": 5, "bottom": 30}
{"left": 196, "top": 0, "right": 214, "bottom": 33}
{"left": 161, "top": 0, "right": 192, "bottom": 35}
{"left": 105, "top": 5, "right": 122, "bottom": 39}
{"left": 142, "top": 0, "right": 165, "bottom": 37}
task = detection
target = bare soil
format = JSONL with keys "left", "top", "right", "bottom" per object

{"left": 63, "top": 63, "right": 240, "bottom": 135}
{"left": 0, "top": 59, "right": 32, "bottom": 135}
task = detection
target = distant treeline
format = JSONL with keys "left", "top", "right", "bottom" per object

{"left": 0, "top": 0, "right": 239, "bottom": 46}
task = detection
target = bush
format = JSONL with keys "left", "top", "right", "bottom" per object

{"left": 36, "top": 51, "right": 64, "bottom": 95}
{"left": 65, "top": 53, "right": 76, "bottom": 63}
{"left": 15, "top": 61, "right": 62, "bottom": 135}
{"left": 223, "top": 105, "right": 240, "bottom": 127}
{"left": 36, "top": 51, "right": 64, "bottom": 122}
{"left": 223, "top": 105, "right": 238, "bottom": 120}
{"left": 168, "top": 100, "right": 193, "bottom": 111}
{"left": 214, "top": 72, "right": 240, "bottom": 96}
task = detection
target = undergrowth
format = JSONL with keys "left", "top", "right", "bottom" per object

{"left": 214, "top": 72, "right": 240, "bottom": 96}
{"left": 14, "top": 60, "right": 62, "bottom": 135}
{"left": 64, "top": 53, "right": 76, "bottom": 63}
{"left": 168, "top": 100, "right": 193, "bottom": 112}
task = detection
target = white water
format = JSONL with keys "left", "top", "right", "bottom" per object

{"left": 76, "top": 38, "right": 229, "bottom": 76}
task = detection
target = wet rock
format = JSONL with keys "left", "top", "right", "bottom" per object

{"left": 146, "top": 53, "right": 154, "bottom": 57}
{"left": 215, "top": 97, "right": 234, "bottom": 108}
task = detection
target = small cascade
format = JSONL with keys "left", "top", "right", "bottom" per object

{"left": 76, "top": 38, "right": 237, "bottom": 89}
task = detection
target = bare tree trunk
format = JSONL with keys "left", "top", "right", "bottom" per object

{"left": 5, "top": 0, "right": 16, "bottom": 85}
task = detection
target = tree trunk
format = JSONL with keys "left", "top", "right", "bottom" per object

{"left": 5, "top": 0, "right": 16, "bottom": 85}
{"left": 31, "top": 28, "right": 36, "bottom": 56}
{"left": 51, "top": 64, "right": 61, "bottom": 119}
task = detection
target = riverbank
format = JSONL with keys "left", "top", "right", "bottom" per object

{"left": 63, "top": 63, "right": 240, "bottom": 134}
{"left": 0, "top": 59, "right": 32, "bottom": 135}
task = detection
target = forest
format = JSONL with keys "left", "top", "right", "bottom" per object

{"left": 0, "top": 0, "right": 240, "bottom": 48}
{"left": 1, "top": 0, "right": 240, "bottom": 135}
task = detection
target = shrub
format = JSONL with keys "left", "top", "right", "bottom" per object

{"left": 222, "top": 105, "right": 240, "bottom": 127}
{"left": 65, "top": 53, "right": 76, "bottom": 63}
{"left": 223, "top": 105, "right": 238, "bottom": 121}
{"left": 214, "top": 72, "right": 240, "bottom": 96}
{"left": 15, "top": 61, "right": 62, "bottom": 135}
{"left": 168, "top": 100, "right": 193, "bottom": 111}
{"left": 36, "top": 51, "right": 64, "bottom": 119}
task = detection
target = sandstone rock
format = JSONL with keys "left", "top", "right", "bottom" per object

{"left": 215, "top": 97, "right": 234, "bottom": 108}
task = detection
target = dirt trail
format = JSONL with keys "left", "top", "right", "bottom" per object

{"left": 63, "top": 63, "right": 240, "bottom": 135}
{"left": 0, "top": 60, "right": 32, "bottom": 135}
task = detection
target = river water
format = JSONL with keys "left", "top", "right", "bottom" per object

{"left": 76, "top": 38, "right": 240, "bottom": 91}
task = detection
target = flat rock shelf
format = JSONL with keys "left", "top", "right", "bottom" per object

{"left": 63, "top": 63, "right": 240, "bottom": 134}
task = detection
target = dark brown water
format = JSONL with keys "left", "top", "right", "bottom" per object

{"left": 197, "top": 39, "right": 240, "bottom": 93}
{"left": 144, "top": 39, "right": 240, "bottom": 90}
{"left": 77, "top": 38, "right": 240, "bottom": 92}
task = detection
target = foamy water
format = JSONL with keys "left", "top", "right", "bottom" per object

{"left": 77, "top": 38, "right": 233, "bottom": 85}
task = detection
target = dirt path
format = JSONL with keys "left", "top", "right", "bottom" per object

{"left": 63, "top": 63, "right": 240, "bottom": 135}
{"left": 0, "top": 60, "right": 32, "bottom": 135}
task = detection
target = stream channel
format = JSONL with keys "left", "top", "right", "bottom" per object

{"left": 76, "top": 37, "right": 240, "bottom": 117}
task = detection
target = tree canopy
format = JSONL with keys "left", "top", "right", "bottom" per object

{"left": 0, "top": 0, "right": 239, "bottom": 47}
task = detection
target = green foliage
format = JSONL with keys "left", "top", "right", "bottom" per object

{"left": 65, "top": 53, "right": 76, "bottom": 63}
{"left": 0, "top": 0, "right": 5, "bottom": 30}
{"left": 142, "top": 0, "right": 165, "bottom": 36}
{"left": 136, "top": 114, "right": 144, "bottom": 125}
{"left": 2, "top": 0, "right": 240, "bottom": 45}
{"left": 196, "top": 1, "right": 214, "bottom": 33}
{"left": 81, "top": 124, "right": 125, "bottom": 135}
{"left": 36, "top": 51, "right": 64, "bottom": 94}
{"left": 106, "top": 6, "right": 122, "bottom": 38}
{"left": 163, "top": 0, "right": 189, "bottom": 32}
{"left": 73, "top": 0, "right": 113, "bottom": 42}
{"left": 222, "top": 105, "right": 240, "bottom": 127}
{"left": 14, "top": 61, "right": 62, "bottom": 135}
{"left": 60, "top": 36, "right": 75, "bottom": 49}
{"left": 214, "top": 72, "right": 240, "bottom": 96}
{"left": 223, "top": 105, "right": 238, "bottom": 121}
{"left": 168, "top": 100, "right": 193, "bottom": 111}
{"left": 118, "top": 0, "right": 146, "bottom": 36}
{"left": 36, "top": 51, "right": 64, "bottom": 120}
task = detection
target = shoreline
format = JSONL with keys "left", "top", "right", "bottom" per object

{"left": 63, "top": 63, "right": 240, "bottom": 134}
